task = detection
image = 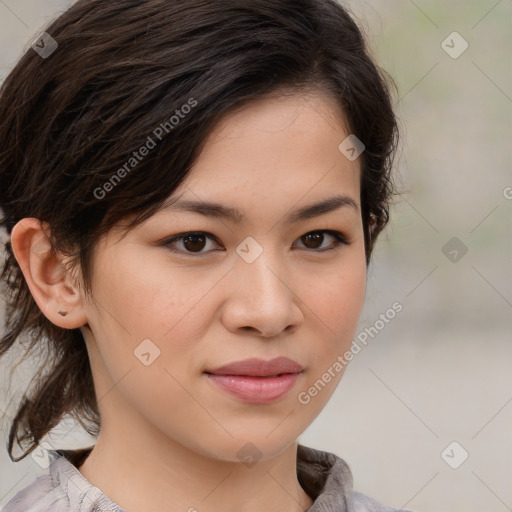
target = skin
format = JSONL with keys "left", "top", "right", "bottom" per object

{"left": 10, "top": 90, "right": 367, "bottom": 512}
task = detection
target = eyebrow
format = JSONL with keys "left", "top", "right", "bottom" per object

{"left": 159, "top": 194, "right": 359, "bottom": 225}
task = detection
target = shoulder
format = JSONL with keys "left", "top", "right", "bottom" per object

{"left": 2, "top": 451, "right": 124, "bottom": 512}
{"left": 353, "top": 491, "right": 415, "bottom": 512}
{"left": 296, "top": 444, "right": 415, "bottom": 512}
{"left": 2, "top": 469, "right": 66, "bottom": 512}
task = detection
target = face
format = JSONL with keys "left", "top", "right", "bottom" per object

{"left": 78, "top": 90, "right": 367, "bottom": 462}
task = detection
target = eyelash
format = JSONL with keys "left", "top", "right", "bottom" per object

{"left": 161, "top": 230, "right": 349, "bottom": 256}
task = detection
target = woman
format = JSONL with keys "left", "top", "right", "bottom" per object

{"left": 0, "top": 0, "right": 407, "bottom": 510}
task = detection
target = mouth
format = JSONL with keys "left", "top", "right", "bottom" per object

{"left": 204, "top": 357, "right": 303, "bottom": 403}
{"left": 205, "top": 356, "right": 303, "bottom": 377}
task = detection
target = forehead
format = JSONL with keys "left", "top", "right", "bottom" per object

{"left": 169, "top": 91, "right": 361, "bottom": 215}
{"left": 107, "top": 91, "right": 362, "bottom": 245}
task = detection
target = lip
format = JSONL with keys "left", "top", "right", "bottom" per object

{"left": 206, "top": 357, "right": 303, "bottom": 377}
{"left": 205, "top": 357, "right": 303, "bottom": 404}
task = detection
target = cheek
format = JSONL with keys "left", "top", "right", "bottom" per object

{"left": 84, "top": 248, "right": 210, "bottom": 384}
{"left": 92, "top": 245, "right": 210, "bottom": 336}
{"left": 304, "top": 255, "right": 366, "bottom": 338}
{"left": 328, "top": 271, "right": 366, "bottom": 327}
{"left": 296, "top": 258, "right": 366, "bottom": 409}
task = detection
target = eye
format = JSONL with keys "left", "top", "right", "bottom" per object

{"left": 162, "top": 231, "right": 220, "bottom": 255}
{"left": 161, "top": 230, "right": 349, "bottom": 256}
{"left": 293, "top": 230, "right": 349, "bottom": 251}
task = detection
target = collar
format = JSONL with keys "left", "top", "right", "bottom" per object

{"left": 54, "top": 443, "right": 355, "bottom": 511}
{"left": 297, "top": 444, "right": 355, "bottom": 511}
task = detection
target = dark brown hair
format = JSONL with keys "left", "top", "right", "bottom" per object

{"left": 0, "top": 0, "right": 399, "bottom": 461}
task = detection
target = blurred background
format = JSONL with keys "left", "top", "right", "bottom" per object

{"left": 0, "top": 1, "right": 511, "bottom": 511}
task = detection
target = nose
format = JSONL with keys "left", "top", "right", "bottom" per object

{"left": 221, "top": 247, "right": 303, "bottom": 338}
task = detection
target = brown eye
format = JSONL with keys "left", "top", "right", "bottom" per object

{"left": 162, "top": 229, "right": 348, "bottom": 257}
{"left": 301, "top": 231, "right": 324, "bottom": 249}
{"left": 294, "top": 230, "right": 349, "bottom": 251}
{"left": 181, "top": 233, "right": 207, "bottom": 252}
{"left": 163, "top": 232, "right": 220, "bottom": 255}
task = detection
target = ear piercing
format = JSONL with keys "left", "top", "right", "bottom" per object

{"left": 58, "top": 310, "right": 68, "bottom": 317}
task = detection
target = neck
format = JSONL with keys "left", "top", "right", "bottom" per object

{"left": 77, "top": 412, "right": 313, "bottom": 512}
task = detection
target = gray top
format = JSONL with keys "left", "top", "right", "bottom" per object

{"left": 3, "top": 444, "right": 414, "bottom": 512}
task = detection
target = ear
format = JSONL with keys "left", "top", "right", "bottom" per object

{"left": 369, "top": 213, "right": 378, "bottom": 238}
{"left": 9, "top": 217, "right": 88, "bottom": 329}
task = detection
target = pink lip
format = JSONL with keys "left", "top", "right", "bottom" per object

{"left": 207, "top": 357, "right": 303, "bottom": 377}
{"left": 205, "top": 357, "right": 303, "bottom": 404}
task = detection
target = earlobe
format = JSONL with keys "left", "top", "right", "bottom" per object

{"left": 9, "top": 217, "right": 88, "bottom": 329}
